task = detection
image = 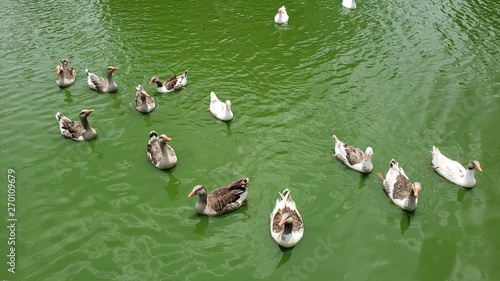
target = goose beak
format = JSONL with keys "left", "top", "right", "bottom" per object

{"left": 84, "top": 109, "right": 94, "bottom": 114}
{"left": 278, "top": 218, "right": 287, "bottom": 226}
{"left": 188, "top": 191, "right": 195, "bottom": 198}
{"left": 475, "top": 163, "right": 482, "bottom": 172}
{"left": 413, "top": 187, "right": 420, "bottom": 196}
{"left": 56, "top": 66, "right": 62, "bottom": 73}
{"left": 162, "top": 136, "right": 172, "bottom": 141}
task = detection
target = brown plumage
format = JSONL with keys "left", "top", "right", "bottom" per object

{"left": 188, "top": 177, "right": 250, "bottom": 216}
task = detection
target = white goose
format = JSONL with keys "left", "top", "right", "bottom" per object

{"left": 274, "top": 6, "right": 289, "bottom": 24}
{"left": 55, "top": 59, "right": 76, "bottom": 87}
{"left": 380, "top": 159, "right": 421, "bottom": 212}
{"left": 134, "top": 85, "right": 155, "bottom": 113}
{"left": 342, "top": 0, "right": 356, "bottom": 9}
{"left": 210, "top": 91, "right": 233, "bottom": 121}
{"left": 431, "top": 146, "right": 482, "bottom": 188}
{"left": 188, "top": 177, "right": 250, "bottom": 216}
{"left": 149, "top": 70, "right": 188, "bottom": 94}
{"left": 270, "top": 188, "right": 304, "bottom": 248}
{"left": 146, "top": 131, "right": 177, "bottom": 170}
{"left": 332, "top": 135, "right": 373, "bottom": 173}
{"left": 85, "top": 66, "right": 118, "bottom": 93}
{"left": 55, "top": 109, "right": 97, "bottom": 141}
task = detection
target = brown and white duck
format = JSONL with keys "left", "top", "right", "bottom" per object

{"left": 134, "top": 85, "right": 155, "bottom": 113}
{"left": 188, "top": 177, "right": 250, "bottom": 216}
{"left": 332, "top": 135, "right": 373, "bottom": 173}
{"left": 149, "top": 70, "right": 188, "bottom": 94}
{"left": 146, "top": 131, "right": 177, "bottom": 169}
{"left": 380, "top": 159, "right": 421, "bottom": 211}
{"left": 270, "top": 188, "right": 304, "bottom": 248}
{"left": 55, "top": 59, "right": 76, "bottom": 87}
{"left": 85, "top": 66, "right": 118, "bottom": 93}
{"left": 55, "top": 109, "right": 97, "bottom": 141}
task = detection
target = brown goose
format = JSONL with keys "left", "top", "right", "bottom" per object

{"left": 188, "top": 177, "right": 250, "bottom": 216}
{"left": 146, "top": 131, "right": 177, "bottom": 169}
{"left": 379, "top": 159, "right": 421, "bottom": 211}
{"left": 55, "top": 59, "right": 76, "bottom": 87}
{"left": 270, "top": 188, "right": 304, "bottom": 248}
{"left": 332, "top": 135, "right": 373, "bottom": 173}
{"left": 55, "top": 109, "right": 96, "bottom": 141}
{"left": 85, "top": 66, "right": 118, "bottom": 93}
{"left": 134, "top": 85, "right": 155, "bottom": 113}
{"left": 149, "top": 75, "right": 182, "bottom": 94}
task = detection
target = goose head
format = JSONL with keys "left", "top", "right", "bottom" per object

{"left": 467, "top": 160, "right": 482, "bottom": 172}
{"left": 159, "top": 134, "right": 172, "bottom": 143}
{"left": 278, "top": 6, "right": 287, "bottom": 15}
{"left": 56, "top": 65, "right": 63, "bottom": 74}
{"left": 149, "top": 77, "right": 160, "bottom": 85}
{"left": 279, "top": 213, "right": 293, "bottom": 226}
{"left": 106, "top": 66, "right": 118, "bottom": 76}
{"left": 188, "top": 185, "right": 207, "bottom": 197}
{"left": 412, "top": 182, "right": 421, "bottom": 197}
{"left": 364, "top": 147, "right": 373, "bottom": 161}
{"left": 389, "top": 159, "right": 399, "bottom": 170}
{"left": 79, "top": 109, "right": 94, "bottom": 119}
{"left": 225, "top": 100, "right": 232, "bottom": 110}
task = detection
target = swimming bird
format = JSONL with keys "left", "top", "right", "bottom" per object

{"left": 209, "top": 91, "right": 233, "bottom": 121}
{"left": 431, "top": 146, "right": 482, "bottom": 188}
{"left": 134, "top": 85, "right": 155, "bottom": 113}
{"left": 149, "top": 70, "right": 188, "bottom": 94}
{"left": 85, "top": 66, "right": 118, "bottom": 93}
{"left": 55, "top": 59, "right": 76, "bottom": 87}
{"left": 270, "top": 188, "right": 304, "bottom": 248}
{"left": 342, "top": 0, "right": 356, "bottom": 9}
{"left": 274, "top": 6, "right": 289, "bottom": 24}
{"left": 332, "top": 135, "right": 373, "bottom": 173}
{"left": 147, "top": 131, "right": 177, "bottom": 170}
{"left": 188, "top": 177, "right": 250, "bottom": 216}
{"left": 55, "top": 109, "right": 97, "bottom": 141}
{"left": 380, "top": 159, "right": 421, "bottom": 212}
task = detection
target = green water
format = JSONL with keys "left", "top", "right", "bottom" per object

{"left": 1, "top": 0, "right": 499, "bottom": 280}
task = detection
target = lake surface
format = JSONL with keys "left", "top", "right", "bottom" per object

{"left": 1, "top": 0, "right": 499, "bottom": 280}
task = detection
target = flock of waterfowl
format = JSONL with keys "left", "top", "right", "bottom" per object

{"left": 53, "top": 3, "right": 482, "bottom": 249}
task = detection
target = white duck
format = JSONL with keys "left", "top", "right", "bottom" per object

{"left": 210, "top": 91, "right": 233, "bottom": 121}
{"left": 274, "top": 6, "right": 289, "bottom": 24}
{"left": 134, "top": 85, "right": 155, "bottom": 113}
{"left": 380, "top": 159, "right": 421, "bottom": 212}
{"left": 85, "top": 66, "right": 118, "bottom": 93}
{"left": 149, "top": 70, "right": 188, "bottom": 94}
{"left": 188, "top": 177, "right": 250, "bottom": 216}
{"left": 55, "top": 59, "right": 76, "bottom": 87}
{"left": 270, "top": 188, "right": 304, "bottom": 248}
{"left": 147, "top": 131, "right": 177, "bottom": 170}
{"left": 55, "top": 109, "right": 97, "bottom": 141}
{"left": 332, "top": 135, "right": 373, "bottom": 173}
{"left": 431, "top": 146, "right": 482, "bottom": 188}
{"left": 342, "top": 0, "right": 356, "bottom": 9}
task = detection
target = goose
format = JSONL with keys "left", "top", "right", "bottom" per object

{"left": 134, "top": 85, "right": 155, "bottom": 113}
{"left": 210, "top": 91, "right": 233, "bottom": 121}
{"left": 149, "top": 70, "right": 188, "bottom": 94}
{"left": 85, "top": 66, "right": 118, "bottom": 93}
{"left": 55, "top": 109, "right": 97, "bottom": 141}
{"left": 270, "top": 188, "right": 304, "bottom": 248}
{"left": 147, "top": 131, "right": 177, "bottom": 170}
{"left": 55, "top": 59, "right": 76, "bottom": 87}
{"left": 380, "top": 159, "right": 421, "bottom": 212}
{"left": 274, "top": 6, "right": 289, "bottom": 24}
{"left": 342, "top": 0, "right": 356, "bottom": 9}
{"left": 431, "top": 146, "right": 482, "bottom": 188}
{"left": 188, "top": 177, "right": 250, "bottom": 216}
{"left": 332, "top": 135, "right": 373, "bottom": 173}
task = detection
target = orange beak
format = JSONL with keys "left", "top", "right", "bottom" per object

{"left": 162, "top": 136, "right": 172, "bottom": 141}
{"left": 476, "top": 163, "right": 483, "bottom": 172}
{"left": 56, "top": 66, "right": 62, "bottom": 73}
{"left": 188, "top": 191, "right": 195, "bottom": 197}
{"left": 84, "top": 109, "right": 94, "bottom": 115}
{"left": 413, "top": 187, "right": 420, "bottom": 196}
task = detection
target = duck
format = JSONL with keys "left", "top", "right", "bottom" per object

{"left": 55, "top": 109, "right": 97, "bottom": 141}
{"left": 274, "top": 6, "right": 289, "bottom": 24}
{"left": 134, "top": 85, "right": 155, "bottom": 113}
{"left": 188, "top": 177, "right": 250, "bottom": 216}
{"left": 332, "top": 135, "right": 373, "bottom": 173}
{"left": 146, "top": 131, "right": 177, "bottom": 170}
{"left": 149, "top": 70, "right": 188, "bottom": 94}
{"left": 431, "top": 146, "right": 482, "bottom": 188}
{"left": 210, "top": 91, "right": 233, "bottom": 121}
{"left": 270, "top": 188, "right": 304, "bottom": 248}
{"left": 342, "top": 0, "right": 356, "bottom": 9}
{"left": 55, "top": 59, "right": 76, "bottom": 87}
{"left": 380, "top": 159, "right": 421, "bottom": 212}
{"left": 85, "top": 66, "right": 118, "bottom": 93}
